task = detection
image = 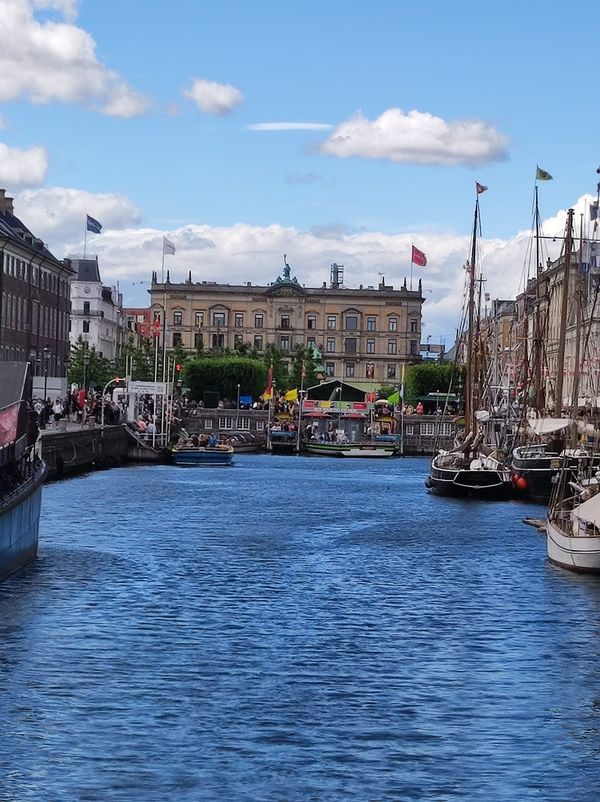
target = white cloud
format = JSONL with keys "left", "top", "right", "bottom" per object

{"left": 319, "top": 108, "right": 509, "bottom": 166}
{"left": 0, "top": 0, "right": 149, "bottom": 117}
{"left": 10, "top": 185, "right": 589, "bottom": 345}
{"left": 182, "top": 79, "right": 244, "bottom": 116}
{"left": 0, "top": 143, "right": 48, "bottom": 185}
{"left": 248, "top": 122, "right": 333, "bottom": 131}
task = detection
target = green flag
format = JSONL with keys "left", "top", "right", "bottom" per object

{"left": 536, "top": 166, "right": 553, "bottom": 181}
{"left": 387, "top": 390, "right": 401, "bottom": 405}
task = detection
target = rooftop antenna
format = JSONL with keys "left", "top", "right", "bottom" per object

{"left": 330, "top": 262, "right": 344, "bottom": 289}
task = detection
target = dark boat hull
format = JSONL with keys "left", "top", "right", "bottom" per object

{"left": 511, "top": 448, "right": 599, "bottom": 503}
{"left": 0, "top": 459, "right": 47, "bottom": 581}
{"left": 426, "top": 460, "right": 513, "bottom": 500}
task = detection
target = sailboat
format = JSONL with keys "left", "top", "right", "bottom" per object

{"left": 426, "top": 185, "right": 513, "bottom": 499}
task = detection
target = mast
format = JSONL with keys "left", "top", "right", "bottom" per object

{"left": 570, "top": 213, "right": 584, "bottom": 414}
{"left": 554, "top": 208, "right": 575, "bottom": 414}
{"left": 532, "top": 185, "right": 544, "bottom": 411}
{"left": 465, "top": 197, "right": 479, "bottom": 435}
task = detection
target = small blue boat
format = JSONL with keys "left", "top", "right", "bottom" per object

{"left": 171, "top": 445, "right": 234, "bottom": 467}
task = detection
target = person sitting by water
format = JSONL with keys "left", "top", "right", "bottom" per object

{"left": 208, "top": 432, "right": 218, "bottom": 447}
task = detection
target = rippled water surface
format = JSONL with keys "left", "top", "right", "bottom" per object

{"left": 1, "top": 455, "right": 600, "bottom": 801}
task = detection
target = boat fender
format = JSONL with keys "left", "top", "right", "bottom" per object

{"left": 512, "top": 472, "right": 521, "bottom": 485}
{"left": 516, "top": 476, "right": 527, "bottom": 491}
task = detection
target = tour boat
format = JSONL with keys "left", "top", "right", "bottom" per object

{"left": 171, "top": 443, "right": 234, "bottom": 466}
{"left": 304, "top": 441, "right": 396, "bottom": 457}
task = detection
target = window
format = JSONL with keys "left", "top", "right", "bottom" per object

{"left": 410, "top": 319, "right": 418, "bottom": 333}
{"left": 387, "top": 364, "right": 397, "bottom": 379}
{"left": 442, "top": 423, "right": 454, "bottom": 436}
{"left": 82, "top": 320, "right": 90, "bottom": 333}
{"left": 388, "top": 339, "right": 397, "bottom": 354}
{"left": 345, "top": 315, "right": 358, "bottom": 331}
{"left": 367, "top": 316, "right": 376, "bottom": 331}
{"left": 212, "top": 333, "right": 224, "bottom": 348}
{"left": 219, "top": 417, "right": 234, "bottom": 429}
{"left": 194, "top": 332, "right": 203, "bottom": 349}
{"left": 234, "top": 313, "right": 244, "bottom": 328}
{"left": 83, "top": 301, "right": 90, "bottom": 314}
{"left": 366, "top": 362, "right": 375, "bottom": 379}
{"left": 388, "top": 317, "right": 398, "bottom": 332}
{"left": 256, "top": 420, "right": 265, "bottom": 431}
{"left": 327, "top": 315, "right": 337, "bottom": 330}
{"left": 345, "top": 362, "right": 355, "bottom": 378}
{"left": 173, "top": 310, "right": 183, "bottom": 326}
{"left": 421, "top": 423, "right": 435, "bottom": 436}
{"left": 240, "top": 418, "right": 250, "bottom": 430}
{"left": 410, "top": 340, "right": 418, "bottom": 355}
{"left": 325, "top": 362, "right": 335, "bottom": 377}
{"left": 307, "top": 315, "right": 316, "bottom": 330}
{"left": 280, "top": 335, "right": 290, "bottom": 351}
{"left": 234, "top": 334, "right": 243, "bottom": 347}
{"left": 307, "top": 337, "right": 316, "bottom": 349}
{"left": 344, "top": 338, "right": 357, "bottom": 354}
{"left": 254, "top": 335, "right": 263, "bottom": 350}
{"left": 326, "top": 337, "right": 336, "bottom": 353}
{"left": 405, "top": 424, "right": 414, "bottom": 435}
{"left": 195, "top": 311, "right": 204, "bottom": 327}
{"left": 255, "top": 313, "right": 264, "bottom": 328}
{"left": 280, "top": 314, "right": 290, "bottom": 329}
{"left": 204, "top": 419, "right": 213, "bottom": 429}
{"left": 367, "top": 338, "right": 375, "bottom": 354}
{"left": 212, "top": 311, "right": 226, "bottom": 327}
{"left": 172, "top": 332, "right": 182, "bottom": 347}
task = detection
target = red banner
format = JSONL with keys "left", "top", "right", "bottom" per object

{"left": 0, "top": 403, "right": 19, "bottom": 447}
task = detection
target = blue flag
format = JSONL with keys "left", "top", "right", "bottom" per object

{"left": 86, "top": 214, "right": 102, "bottom": 234}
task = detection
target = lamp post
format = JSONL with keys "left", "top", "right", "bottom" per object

{"left": 100, "top": 377, "right": 121, "bottom": 430}
{"left": 82, "top": 347, "right": 89, "bottom": 393}
{"left": 236, "top": 383, "right": 240, "bottom": 431}
{"left": 336, "top": 385, "right": 342, "bottom": 434}
{"left": 42, "top": 346, "right": 51, "bottom": 401}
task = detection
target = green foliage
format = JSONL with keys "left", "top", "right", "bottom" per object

{"left": 404, "top": 362, "right": 464, "bottom": 404}
{"left": 68, "top": 338, "right": 113, "bottom": 389}
{"left": 114, "top": 336, "right": 156, "bottom": 382}
{"left": 184, "top": 357, "right": 268, "bottom": 401}
{"left": 263, "top": 344, "right": 290, "bottom": 390}
{"left": 289, "top": 345, "right": 319, "bottom": 390}
{"left": 377, "top": 384, "right": 396, "bottom": 399}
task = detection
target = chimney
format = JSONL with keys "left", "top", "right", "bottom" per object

{"left": 0, "top": 190, "right": 14, "bottom": 214}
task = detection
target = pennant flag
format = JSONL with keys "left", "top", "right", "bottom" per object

{"left": 365, "top": 391, "right": 377, "bottom": 403}
{"left": 387, "top": 390, "right": 401, "bottom": 405}
{"left": 284, "top": 388, "right": 298, "bottom": 402}
{"left": 411, "top": 245, "right": 427, "bottom": 267}
{"left": 86, "top": 214, "right": 102, "bottom": 234}
{"left": 475, "top": 182, "right": 488, "bottom": 194}
{"left": 262, "top": 365, "right": 273, "bottom": 400}
{"left": 163, "top": 237, "right": 176, "bottom": 256}
{"left": 536, "top": 166, "right": 553, "bottom": 181}
{"left": 591, "top": 203, "right": 599, "bottom": 221}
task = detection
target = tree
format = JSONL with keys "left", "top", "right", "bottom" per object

{"left": 184, "top": 357, "right": 268, "bottom": 401}
{"left": 263, "top": 344, "right": 289, "bottom": 391}
{"left": 68, "top": 337, "right": 113, "bottom": 389}
{"left": 404, "top": 362, "right": 464, "bottom": 405}
{"left": 289, "top": 345, "right": 319, "bottom": 390}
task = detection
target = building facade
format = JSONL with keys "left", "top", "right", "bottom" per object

{"left": 149, "top": 261, "right": 424, "bottom": 386}
{"left": 69, "top": 257, "right": 125, "bottom": 361}
{"left": 0, "top": 189, "right": 73, "bottom": 377}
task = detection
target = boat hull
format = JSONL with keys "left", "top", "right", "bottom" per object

{"left": 546, "top": 518, "right": 600, "bottom": 574}
{"left": 304, "top": 442, "right": 396, "bottom": 457}
{"left": 426, "top": 460, "right": 513, "bottom": 500}
{"left": 0, "top": 460, "right": 47, "bottom": 581}
{"left": 172, "top": 448, "right": 234, "bottom": 466}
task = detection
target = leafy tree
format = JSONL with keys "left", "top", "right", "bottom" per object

{"left": 263, "top": 344, "right": 289, "bottom": 391}
{"left": 68, "top": 337, "right": 113, "bottom": 389}
{"left": 184, "top": 357, "right": 268, "bottom": 401}
{"left": 289, "top": 345, "right": 319, "bottom": 390}
{"left": 404, "top": 362, "right": 464, "bottom": 404}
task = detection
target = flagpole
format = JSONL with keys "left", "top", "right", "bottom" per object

{"left": 266, "top": 381, "right": 275, "bottom": 453}
{"left": 296, "top": 364, "right": 305, "bottom": 454}
{"left": 400, "top": 363, "right": 406, "bottom": 456}
{"left": 410, "top": 257, "right": 413, "bottom": 292}
{"left": 83, "top": 221, "right": 87, "bottom": 259}
{"left": 152, "top": 327, "right": 158, "bottom": 449}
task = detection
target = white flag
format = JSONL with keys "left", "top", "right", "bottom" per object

{"left": 163, "top": 237, "right": 176, "bottom": 256}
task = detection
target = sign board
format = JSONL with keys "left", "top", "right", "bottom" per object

{"left": 128, "top": 380, "right": 167, "bottom": 396}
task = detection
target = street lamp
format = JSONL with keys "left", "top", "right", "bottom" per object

{"left": 42, "top": 346, "right": 51, "bottom": 401}
{"left": 236, "top": 383, "right": 241, "bottom": 430}
{"left": 100, "top": 377, "right": 122, "bottom": 430}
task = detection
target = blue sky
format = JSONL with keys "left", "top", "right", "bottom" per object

{"left": 0, "top": 0, "right": 598, "bottom": 344}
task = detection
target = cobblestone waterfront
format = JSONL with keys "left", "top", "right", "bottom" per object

{"left": 1, "top": 456, "right": 600, "bottom": 801}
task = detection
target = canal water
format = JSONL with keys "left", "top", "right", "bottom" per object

{"left": 1, "top": 456, "right": 600, "bottom": 801}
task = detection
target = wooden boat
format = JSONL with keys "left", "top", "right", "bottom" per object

{"left": 547, "top": 477, "right": 600, "bottom": 573}
{"left": 427, "top": 447, "right": 513, "bottom": 499}
{"left": 171, "top": 443, "right": 234, "bottom": 466}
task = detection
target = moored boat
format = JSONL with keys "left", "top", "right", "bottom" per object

{"left": 304, "top": 441, "right": 396, "bottom": 457}
{"left": 427, "top": 448, "right": 513, "bottom": 499}
{"left": 547, "top": 480, "right": 600, "bottom": 573}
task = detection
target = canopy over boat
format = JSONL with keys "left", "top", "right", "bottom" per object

{"left": 572, "top": 493, "right": 600, "bottom": 528}
{"left": 527, "top": 417, "right": 569, "bottom": 436}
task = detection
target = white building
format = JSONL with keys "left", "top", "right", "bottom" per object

{"left": 69, "top": 257, "right": 124, "bottom": 361}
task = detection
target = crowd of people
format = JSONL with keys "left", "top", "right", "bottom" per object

{"left": 32, "top": 389, "right": 125, "bottom": 429}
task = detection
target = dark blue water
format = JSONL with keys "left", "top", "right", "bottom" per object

{"left": 1, "top": 456, "right": 600, "bottom": 801}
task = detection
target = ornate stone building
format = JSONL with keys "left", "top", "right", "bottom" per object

{"left": 149, "top": 260, "right": 424, "bottom": 386}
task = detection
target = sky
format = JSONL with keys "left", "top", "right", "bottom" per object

{"left": 0, "top": 0, "right": 599, "bottom": 348}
